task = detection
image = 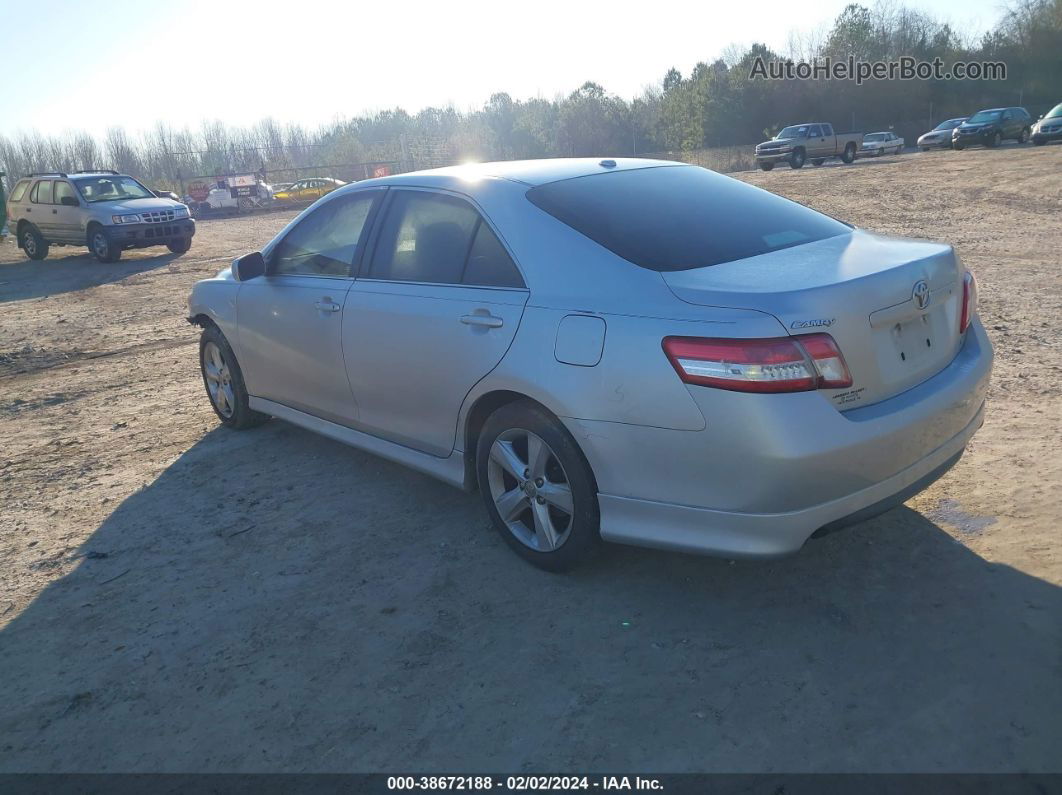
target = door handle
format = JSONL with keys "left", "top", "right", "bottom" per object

{"left": 314, "top": 300, "right": 341, "bottom": 313}
{"left": 52, "top": 209, "right": 58, "bottom": 214}
{"left": 461, "top": 313, "right": 503, "bottom": 328}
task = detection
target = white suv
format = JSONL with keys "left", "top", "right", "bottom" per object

{"left": 5, "top": 170, "right": 195, "bottom": 262}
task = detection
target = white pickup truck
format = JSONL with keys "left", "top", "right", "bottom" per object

{"left": 754, "top": 123, "right": 862, "bottom": 170}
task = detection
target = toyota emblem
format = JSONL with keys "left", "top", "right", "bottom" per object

{"left": 913, "top": 280, "right": 931, "bottom": 310}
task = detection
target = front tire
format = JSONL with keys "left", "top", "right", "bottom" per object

{"left": 199, "top": 325, "right": 269, "bottom": 430}
{"left": 20, "top": 226, "right": 48, "bottom": 261}
{"left": 788, "top": 148, "right": 806, "bottom": 169}
{"left": 167, "top": 238, "right": 191, "bottom": 254}
{"left": 477, "top": 400, "right": 600, "bottom": 572}
{"left": 89, "top": 227, "right": 121, "bottom": 263}
{"left": 758, "top": 162, "right": 774, "bottom": 171}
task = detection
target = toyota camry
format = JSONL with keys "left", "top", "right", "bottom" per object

{"left": 187, "top": 158, "right": 992, "bottom": 571}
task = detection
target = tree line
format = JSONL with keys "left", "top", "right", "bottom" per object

{"left": 1, "top": 0, "right": 1058, "bottom": 190}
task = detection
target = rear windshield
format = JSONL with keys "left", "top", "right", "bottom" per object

{"left": 525, "top": 166, "right": 850, "bottom": 272}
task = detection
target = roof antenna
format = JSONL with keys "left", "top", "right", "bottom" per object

{"left": 599, "top": 159, "right": 617, "bottom": 168}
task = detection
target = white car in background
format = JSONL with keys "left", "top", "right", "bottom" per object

{"left": 201, "top": 183, "right": 274, "bottom": 213}
{"left": 859, "top": 132, "right": 904, "bottom": 157}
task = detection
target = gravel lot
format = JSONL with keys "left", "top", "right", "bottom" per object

{"left": 1, "top": 145, "right": 1059, "bottom": 772}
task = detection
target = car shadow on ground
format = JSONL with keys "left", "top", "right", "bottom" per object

{"left": 1, "top": 420, "right": 1059, "bottom": 772}
{"left": 0, "top": 248, "right": 180, "bottom": 303}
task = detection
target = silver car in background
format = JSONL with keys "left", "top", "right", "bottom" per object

{"left": 187, "top": 159, "right": 992, "bottom": 571}
{"left": 918, "top": 118, "right": 967, "bottom": 150}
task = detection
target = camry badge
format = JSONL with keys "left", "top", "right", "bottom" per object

{"left": 913, "top": 280, "right": 931, "bottom": 310}
{"left": 790, "top": 318, "right": 835, "bottom": 329}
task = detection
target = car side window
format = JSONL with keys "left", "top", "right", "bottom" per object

{"left": 31, "top": 181, "right": 53, "bottom": 204}
{"left": 270, "top": 191, "right": 376, "bottom": 277}
{"left": 368, "top": 191, "right": 479, "bottom": 284}
{"left": 10, "top": 180, "right": 30, "bottom": 202}
{"left": 462, "top": 220, "right": 525, "bottom": 288}
{"left": 808, "top": 125, "right": 821, "bottom": 137}
{"left": 822, "top": 124, "right": 833, "bottom": 136}
{"left": 54, "top": 181, "right": 77, "bottom": 205}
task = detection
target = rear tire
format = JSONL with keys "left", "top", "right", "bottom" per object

{"left": 477, "top": 400, "right": 600, "bottom": 572}
{"left": 788, "top": 148, "right": 806, "bottom": 169}
{"left": 1017, "top": 128, "right": 1029, "bottom": 144}
{"left": 841, "top": 142, "right": 856, "bottom": 163}
{"left": 89, "top": 227, "right": 121, "bottom": 263}
{"left": 199, "top": 324, "right": 269, "bottom": 430}
{"left": 988, "top": 131, "right": 1002, "bottom": 148}
{"left": 20, "top": 226, "right": 48, "bottom": 261}
{"left": 922, "top": 147, "right": 930, "bottom": 152}
{"left": 167, "top": 238, "right": 191, "bottom": 254}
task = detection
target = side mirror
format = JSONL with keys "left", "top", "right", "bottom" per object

{"left": 233, "top": 251, "right": 265, "bottom": 281}
{"left": 60, "top": 196, "right": 79, "bottom": 207}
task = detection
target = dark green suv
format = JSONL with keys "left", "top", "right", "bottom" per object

{"left": 952, "top": 107, "right": 1033, "bottom": 149}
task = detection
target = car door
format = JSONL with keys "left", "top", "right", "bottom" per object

{"left": 807, "top": 125, "right": 825, "bottom": 156}
{"left": 27, "top": 180, "right": 55, "bottom": 237}
{"left": 51, "top": 181, "right": 83, "bottom": 242}
{"left": 235, "top": 188, "right": 383, "bottom": 425}
{"left": 344, "top": 188, "right": 529, "bottom": 456}
{"left": 1001, "top": 110, "right": 1016, "bottom": 138}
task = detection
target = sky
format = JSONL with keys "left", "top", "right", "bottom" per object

{"left": 0, "top": 0, "right": 1010, "bottom": 139}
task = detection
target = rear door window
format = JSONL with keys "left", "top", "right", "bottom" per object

{"left": 367, "top": 191, "right": 479, "bottom": 284}
{"left": 526, "top": 165, "right": 850, "bottom": 272}
{"left": 31, "top": 181, "right": 53, "bottom": 204}
{"left": 462, "top": 220, "right": 524, "bottom": 288}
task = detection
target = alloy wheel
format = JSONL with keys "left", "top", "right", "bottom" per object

{"left": 486, "top": 429, "right": 574, "bottom": 552}
{"left": 203, "top": 341, "right": 236, "bottom": 418}
{"left": 22, "top": 232, "right": 36, "bottom": 257}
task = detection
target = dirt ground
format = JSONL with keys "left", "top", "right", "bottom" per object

{"left": 1, "top": 145, "right": 1059, "bottom": 773}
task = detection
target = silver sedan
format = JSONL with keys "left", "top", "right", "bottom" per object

{"left": 187, "top": 159, "right": 992, "bottom": 570}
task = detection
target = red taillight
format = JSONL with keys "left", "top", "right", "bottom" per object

{"left": 662, "top": 333, "right": 852, "bottom": 393}
{"left": 959, "top": 270, "right": 977, "bottom": 333}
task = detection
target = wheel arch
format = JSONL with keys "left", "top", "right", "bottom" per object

{"left": 460, "top": 389, "right": 581, "bottom": 491}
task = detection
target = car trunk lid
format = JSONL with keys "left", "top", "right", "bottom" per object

{"left": 661, "top": 230, "right": 965, "bottom": 410}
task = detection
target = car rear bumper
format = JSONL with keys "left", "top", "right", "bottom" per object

{"left": 568, "top": 319, "right": 992, "bottom": 558}
{"left": 110, "top": 219, "right": 195, "bottom": 247}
